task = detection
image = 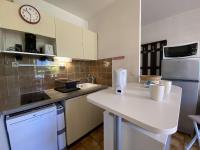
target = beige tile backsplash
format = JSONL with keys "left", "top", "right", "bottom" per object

{"left": 0, "top": 54, "right": 112, "bottom": 101}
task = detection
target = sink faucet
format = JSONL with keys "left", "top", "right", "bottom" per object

{"left": 87, "top": 74, "right": 95, "bottom": 83}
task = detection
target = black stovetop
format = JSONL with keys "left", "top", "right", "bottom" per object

{"left": 21, "top": 92, "right": 51, "bottom": 105}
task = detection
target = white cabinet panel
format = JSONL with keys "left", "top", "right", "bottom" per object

{"left": 83, "top": 29, "right": 97, "bottom": 60}
{"left": 55, "top": 18, "right": 97, "bottom": 60}
{"left": 6, "top": 105, "right": 58, "bottom": 150}
{"left": 104, "top": 111, "right": 170, "bottom": 150}
{"left": 55, "top": 18, "right": 84, "bottom": 59}
{"left": 0, "top": 1, "right": 55, "bottom": 38}
{"left": 65, "top": 95, "right": 103, "bottom": 145}
{"left": 0, "top": 115, "right": 9, "bottom": 150}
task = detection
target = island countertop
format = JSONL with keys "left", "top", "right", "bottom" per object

{"left": 87, "top": 83, "right": 182, "bottom": 134}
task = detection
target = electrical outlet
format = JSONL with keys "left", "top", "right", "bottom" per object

{"left": 12, "top": 62, "right": 19, "bottom": 67}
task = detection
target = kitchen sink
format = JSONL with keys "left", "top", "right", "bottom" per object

{"left": 77, "top": 83, "right": 100, "bottom": 89}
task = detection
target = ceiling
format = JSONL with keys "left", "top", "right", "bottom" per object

{"left": 44, "top": 0, "right": 116, "bottom": 20}
{"left": 142, "top": 0, "right": 200, "bottom": 26}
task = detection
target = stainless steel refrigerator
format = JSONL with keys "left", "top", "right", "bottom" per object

{"left": 162, "top": 58, "right": 200, "bottom": 135}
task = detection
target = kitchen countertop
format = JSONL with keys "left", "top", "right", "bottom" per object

{"left": 87, "top": 83, "right": 182, "bottom": 134}
{"left": 0, "top": 85, "right": 107, "bottom": 115}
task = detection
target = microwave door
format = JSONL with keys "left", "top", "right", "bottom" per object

{"left": 164, "top": 42, "right": 198, "bottom": 58}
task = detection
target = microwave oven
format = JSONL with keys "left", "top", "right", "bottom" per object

{"left": 163, "top": 42, "right": 199, "bottom": 59}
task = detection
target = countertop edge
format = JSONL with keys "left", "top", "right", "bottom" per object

{"left": 87, "top": 97, "right": 177, "bottom": 134}
{"left": 1, "top": 85, "right": 108, "bottom": 115}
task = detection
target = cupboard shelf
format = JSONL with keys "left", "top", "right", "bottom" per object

{"left": 12, "top": 63, "right": 59, "bottom": 67}
{"left": 0, "top": 50, "right": 56, "bottom": 57}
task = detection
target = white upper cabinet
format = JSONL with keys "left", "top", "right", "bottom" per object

{"left": 0, "top": 0, "right": 98, "bottom": 59}
{"left": 55, "top": 18, "right": 84, "bottom": 59}
{"left": 83, "top": 29, "right": 97, "bottom": 60}
{"left": 0, "top": 0, "right": 55, "bottom": 38}
{"left": 55, "top": 18, "right": 98, "bottom": 60}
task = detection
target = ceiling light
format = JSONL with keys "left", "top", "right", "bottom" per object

{"left": 54, "top": 57, "right": 72, "bottom": 63}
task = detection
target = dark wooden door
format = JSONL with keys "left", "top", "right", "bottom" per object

{"left": 141, "top": 40, "right": 167, "bottom": 75}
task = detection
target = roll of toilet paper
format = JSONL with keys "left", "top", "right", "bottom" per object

{"left": 150, "top": 84, "right": 165, "bottom": 101}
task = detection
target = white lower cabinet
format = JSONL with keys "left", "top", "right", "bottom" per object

{"left": 6, "top": 105, "right": 58, "bottom": 150}
{"left": 65, "top": 95, "right": 103, "bottom": 145}
{"left": 104, "top": 111, "right": 171, "bottom": 150}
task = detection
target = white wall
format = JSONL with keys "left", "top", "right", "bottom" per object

{"left": 89, "top": 0, "right": 141, "bottom": 82}
{"left": 13, "top": 0, "right": 88, "bottom": 28}
{"left": 142, "top": 8, "right": 200, "bottom": 45}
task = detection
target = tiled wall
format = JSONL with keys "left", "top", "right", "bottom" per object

{"left": 0, "top": 54, "right": 112, "bottom": 102}
{"left": 89, "top": 59, "right": 112, "bottom": 86}
{"left": 58, "top": 59, "right": 112, "bottom": 86}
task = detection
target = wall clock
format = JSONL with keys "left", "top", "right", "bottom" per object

{"left": 19, "top": 5, "right": 41, "bottom": 24}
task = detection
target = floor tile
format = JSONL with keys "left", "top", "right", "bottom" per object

{"left": 69, "top": 143, "right": 86, "bottom": 150}
{"left": 80, "top": 136, "right": 102, "bottom": 150}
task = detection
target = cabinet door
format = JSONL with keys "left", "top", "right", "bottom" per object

{"left": 104, "top": 111, "right": 168, "bottom": 150}
{"left": 83, "top": 29, "right": 97, "bottom": 60}
{"left": 55, "top": 18, "right": 84, "bottom": 59}
{"left": 65, "top": 95, "right": 103, "bottom": 145}
{"left": 0, "top": 1, "right": 55, "bottom": 38}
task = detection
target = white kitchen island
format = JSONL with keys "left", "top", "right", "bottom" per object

{"left": 87, "top": 83, "right": 182, "bottom": 150}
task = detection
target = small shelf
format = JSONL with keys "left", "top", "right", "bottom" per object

{"left": 0, "top": 50, "right": 56, "bottom": 57}
{"left": 13, "top": 63, "right": 59, "bottom": 67}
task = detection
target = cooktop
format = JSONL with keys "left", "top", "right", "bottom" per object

{"left": 21, "top": 92, "right": 51, "bottom": 105}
